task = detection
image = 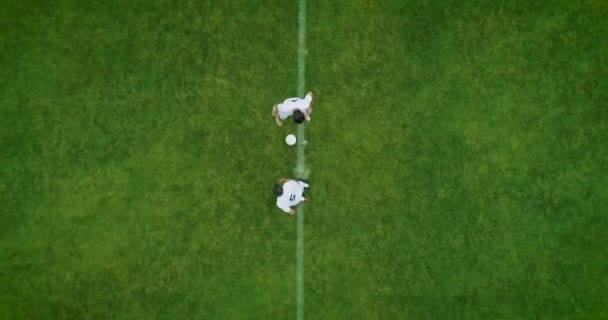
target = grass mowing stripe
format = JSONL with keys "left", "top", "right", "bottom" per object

{"left": 295, "top": 0, "right": 306, "bottom": 319}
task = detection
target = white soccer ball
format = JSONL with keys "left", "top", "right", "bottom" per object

{"left": 285, "top": 134, "right": 296, "bottom": 146}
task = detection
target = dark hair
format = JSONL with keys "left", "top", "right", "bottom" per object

{"left": 273, "top": 184, "right": 283, "bottom": 197}
{"left": 293, "top": 110, "right": 305, "bottom": 124}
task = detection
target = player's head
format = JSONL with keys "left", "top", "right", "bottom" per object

{"left": 293, "top": 110, "right": 305, "bottom": 124}
{"left": 273, "top": 184, "right": 283, "bottom": 197}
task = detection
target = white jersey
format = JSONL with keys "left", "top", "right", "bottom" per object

{"left": 277, "top": 93, "right": 312, "bottom": 120}
{"left": 276, "top": 180, "right": 309, "bottom": 213}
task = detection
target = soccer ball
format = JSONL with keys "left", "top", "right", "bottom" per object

{"left": 285, "top": 134, "right": 296, "bottom": 146}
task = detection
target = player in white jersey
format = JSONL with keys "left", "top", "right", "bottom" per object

{"left": 272, "top": 91, "right": 313, "bottom": 126}
{"left": 273, "top": 177, "right": 309, "bottom": 216}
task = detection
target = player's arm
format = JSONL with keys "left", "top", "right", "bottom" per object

{"left": 272, "top": 105, "right": 283, "bottom": 126}
{"left": 304, "top": 104, "right": 312, "bottom": 122}
{"left": 305, "top": 91, "right": 313, "bottom": 116}
{"left": 278, "top": 178, "right": 291, "bottom": 183}
{"left": 278, "top": 203, "right": 295, "bottom": 216}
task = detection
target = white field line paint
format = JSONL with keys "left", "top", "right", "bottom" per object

{"left": 295, "top": 0, "right": 306, "bottom": 319}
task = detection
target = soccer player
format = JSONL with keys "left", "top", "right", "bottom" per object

{"left": 272, "top": 91, "right": 313, "bottom": 126}
{"left": 273, "top": 177, "right": 309, "bottom": 216}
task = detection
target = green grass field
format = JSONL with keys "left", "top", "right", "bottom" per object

{"left": 2, "top": 0, "right": 607, "bottom": 318}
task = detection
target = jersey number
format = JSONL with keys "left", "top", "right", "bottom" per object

{"left": 289, "top": 194, "right": 296, "bottom": 201}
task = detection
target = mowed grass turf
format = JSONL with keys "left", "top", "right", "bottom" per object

{"left": 2, "top": 0, "right": 607, "bottom": 319}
